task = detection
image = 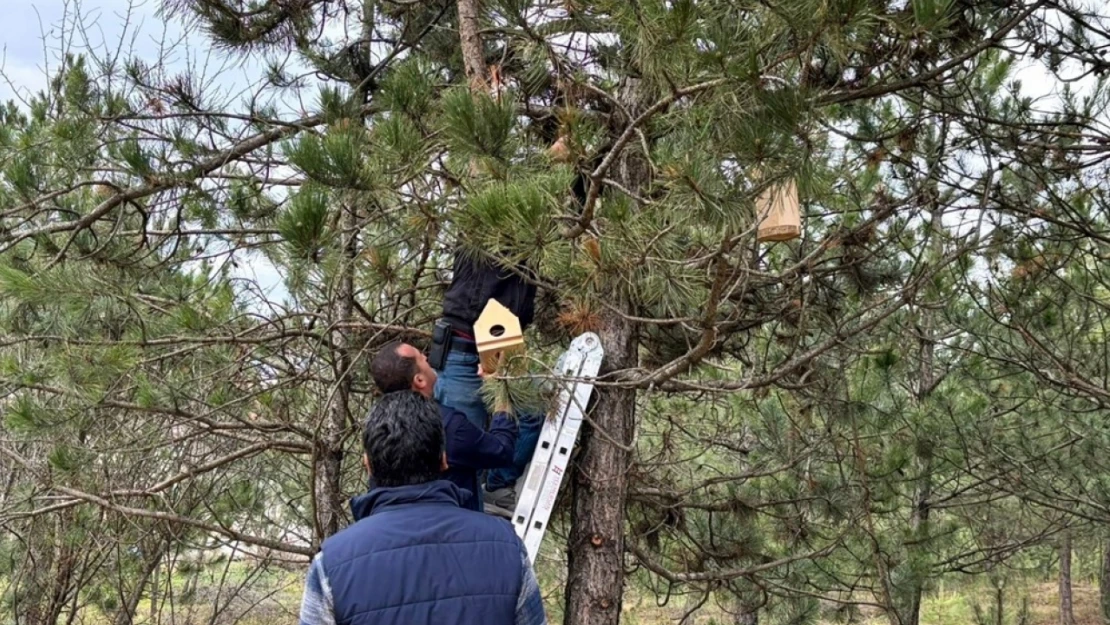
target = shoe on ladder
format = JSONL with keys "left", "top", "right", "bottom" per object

{"left": 483, "top": 485, "right": 516, "bottom": 519}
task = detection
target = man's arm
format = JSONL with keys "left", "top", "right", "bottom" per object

{"left": 447, "top": 408, "right": 518, "bottom": 470}
{"left": 299, "top": 552, "right": 336, "bottom": 625}
{"left": 516, "top": 541, "right": 547, "bottom": 625}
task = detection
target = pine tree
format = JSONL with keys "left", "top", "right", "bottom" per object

{"left": 0, "top": 52, "right": 315, "bottom": 623}
{"left": 4, "top": 1, "right": 1110, "bottom": 624}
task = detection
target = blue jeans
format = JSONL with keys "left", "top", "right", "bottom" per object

{"left": 434, "top": 348, "right": 488, "bottom": 431}
{"left": 433, "top": 339, "right": 542, "bottom": 493}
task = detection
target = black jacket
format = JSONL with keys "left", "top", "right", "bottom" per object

{"left": 440, "top": 403, "right": 517, "bottom": 510}
{"left": 441, "top": 254, "right": 536, "bottom": 334}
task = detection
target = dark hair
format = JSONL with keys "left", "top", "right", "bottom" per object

{"left": 362, "top": 391, "right": 444, "bottom": 488}
{"left": 370, "top": 341, "right": 417, "bottom": 393}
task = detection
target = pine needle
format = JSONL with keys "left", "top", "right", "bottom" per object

{"left": 478, "top": 351, "right": 553, "bottom": 418}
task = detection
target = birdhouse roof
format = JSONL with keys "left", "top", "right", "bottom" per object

{"left": 474, "top": 299, "right": 523, "bottom": 345}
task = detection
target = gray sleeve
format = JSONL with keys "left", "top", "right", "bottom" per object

{"left": 299, "top": 551, "right": 337, "bottom": 625}
{"left": 515, "top": 541, "right": 547, "bottom": 625}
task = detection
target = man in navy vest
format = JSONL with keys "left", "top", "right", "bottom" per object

{"left": 369, "top": 341, "right": 517, "bottom": 511}
{"left": 297, "top": 391, "right": 547, "bottom": 625}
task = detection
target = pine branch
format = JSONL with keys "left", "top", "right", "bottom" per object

{"left": 0, "top": 444, "right": 312, "bottom": 556}
{"left": 821, "top": 2, "right": 1047, "bottom": 106}
{"left": 0, "top": 104, "right": 376, "bottom": 253}
{"left": 627, "top": 540, "right": 840, "bottom": 583}
{"left": 565, "top": 77, "right": 729, "bottom": 238}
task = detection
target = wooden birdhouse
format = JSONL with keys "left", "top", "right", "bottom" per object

{"left": 546, "top": 135, "right": 572, "bottom": 163}
{"left": 756, "top": 178, "right": 801, "bottom": 243}
{"left": 473, "top": 299, "right": 525, "bottom": 374}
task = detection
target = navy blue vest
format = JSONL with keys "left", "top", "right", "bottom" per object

{"left": 320, "top": 480, "right": 523, "bottom": 625}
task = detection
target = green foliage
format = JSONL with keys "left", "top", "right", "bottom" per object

{"left": 277, "top": 185, "right": 333, "bottom": 261}
{"left": 378, "top": 58, "right": 436, "bottom": 119}
{"left": 0, "top": 265, "right": 39, "bottom": 302}
{"left": 911, "top": 0, "right": 957, "bottom": 29}
{"left": 3, "top": 395, "right": 49, "bottom": 432}
{"left": 458, "top": 172, "right": 570, "bottom": 256}
{"left": 441, "top": 87, "right": 518, "bottom": 166}
{"left": 287, "top": 123, "right": 374, "bottom": 189}
{"left": 47, "top": 444, "right": 85, "bottom": 474}
{"left": 478, "top": 349, "right": 552, "bottom": 416}
{"left": 4, "top": 1, "right": 1110, "bottom": 624}
{"left": 113, "top": 137, "right": 154, "bottom": 179}
{"left": 371, "top": 114, "right": 427, "bottom": 172}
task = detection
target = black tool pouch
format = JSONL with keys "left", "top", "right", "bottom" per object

{"left": 428, "top": 319, "right": 451, "bottom": 371}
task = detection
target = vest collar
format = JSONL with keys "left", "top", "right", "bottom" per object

{"left": 349, "top": 480, "right": 471, "bottom": 521}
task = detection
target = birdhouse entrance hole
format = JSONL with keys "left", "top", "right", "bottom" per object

{"left": 473, "top": 300, "right": 525, "bottom": 375}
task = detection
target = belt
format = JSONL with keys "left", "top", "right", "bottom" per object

{"left": 449, "top": 331, "right": 478, "bottom": 354}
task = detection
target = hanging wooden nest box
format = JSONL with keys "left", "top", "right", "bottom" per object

{"left": 756, "top": 178, "right": 801, "bottom": 243}
{"left": 473, "top": 299, "right": 525, "bottom": 374}
{"left": 546, "top": 135, "right": 573, "bottom": 163}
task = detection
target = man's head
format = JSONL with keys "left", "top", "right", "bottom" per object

{"left": 370, "top": 341, "right": 437, "bottom": 397}
{"left": 362, "top": 391, "right": 447, "bottom": 487}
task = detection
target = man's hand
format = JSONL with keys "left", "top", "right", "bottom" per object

{"left": 477, "top": 364, "right": 486, "bottom": 379}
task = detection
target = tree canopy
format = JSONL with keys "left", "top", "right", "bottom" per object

{"left": 2, "top": 1, "right": 1110, "bottom": 624}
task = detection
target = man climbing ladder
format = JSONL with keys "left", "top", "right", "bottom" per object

{"left": 436, "top": 304, "right": 603, "bottom": 561}
{"left": 430, "top": 250, "right": 605, "bottom": 561}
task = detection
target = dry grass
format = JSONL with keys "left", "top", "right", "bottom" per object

{"left": 1024, "top": 582, "right": 1102, "bottom": 625}
{"left": 864, "top": 581, "right": 1104, "bottom": 625}
{"left": 19, "top": 563, "right": 1106, "bottom": 625}
{"left": 609, "top": 580, "right": 1107, "bottom": 625}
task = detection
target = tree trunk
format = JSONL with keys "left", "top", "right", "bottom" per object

{"left": 1060, "top": 531, "right": 1076, "bottom": 625}
{"left": 314, "top": 200, "right": 356, "bottom": 542}
{"left": 1100, "top": 539, "right": 1110, "bottom": 624}
{"left": 1, "top": 456, "right": 16, "bottom": 507}
{"left": 564, "top": 77, "right": 649, "bottom": 625}
{"left": 904, "top": 470, "right": 932, "bottom": 625}
{"left": 903, "top": 204, "right": 941, "bottom": 625}
{"left": 456, "top": 0, "right": 487, "bottom": 90}
{"left": 114, "top": 537, "right": 167, "bottom": 625}
{"left": 993, "top": 576, "right": 1005, "bottom": 625}
{"left": 21, "top": 512, "right": 76, "bottom": 625}
{"left": 564, "top": 308, "right": 636, "bottom": 625}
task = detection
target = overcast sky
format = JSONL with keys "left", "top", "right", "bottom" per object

{"left": 3, "top": 1, "right": 190, "bottom": 103}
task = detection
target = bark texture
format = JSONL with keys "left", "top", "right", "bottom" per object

{"left": 456, "top": 0, "right": 487, "bottom": 90}
{"left": 1060, "top": 531, "right": 1076, "bottom": 625}
{"left": 564, "top": 76, "right": 650, "bottom": 625}
{"left": 564, "top": 308, "right": 636, "bottom": 625}
{"left": 314, "top": 201, "right": 356, "bottom": 541}
{"left": 1101, "top": 539, "right": 1110, "bottom": 624}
